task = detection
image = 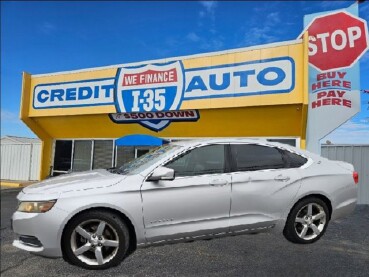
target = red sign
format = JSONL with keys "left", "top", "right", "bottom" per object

{"left": 306, "top": 11, "right": 369, "bottom": 71}
{"left": 122, "top": 69, "right": 177, "bottom": 86}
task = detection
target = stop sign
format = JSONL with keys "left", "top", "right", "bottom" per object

{"left": 306, "top": 11, "right": 369, "bottom": 71}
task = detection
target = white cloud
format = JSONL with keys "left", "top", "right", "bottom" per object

{"left": 184, "top": 31, "right": 224, "bottom": 51}
{"left": 178, "top": 1, "right": 223, "bottom": 51}
{"left": 241, "top": 24, "right": 278, "bottom": 47}
{"left": 322, "top": 121, "right": 369, "bottom": 144}
{"left": 200, "top": 37, "right": 224, "bottom": 50}
{"left": 199, "top": 1, "right": 218, "bottom": 14}
{"left": 186, "top": 32, "right": 201, "bottom": 42}
{"left": 267, "top": 12, "right": 281, "bottom": 24}
{"left": 238, "top": 9, "right": 285, "bottom": 47}
{"left": 198, "top": 1, "right": 218, "bottom": 24}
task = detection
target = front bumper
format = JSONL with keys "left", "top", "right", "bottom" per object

{"left": 12, "top": 206, "right": 69, "bottom": 258}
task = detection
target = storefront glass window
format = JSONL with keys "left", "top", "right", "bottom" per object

{"left": 93, "top": 140, "right": 114, "bottom": 169}
{"left": 73, "top": 140, "right": 92, "bottom": 172}
{"left": 116, "top": 146, "right": 135, "bottom": 168}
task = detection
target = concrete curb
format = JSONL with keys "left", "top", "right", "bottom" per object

{"left": 0, "top": 182, "right": 23, "bottom": 188}
{"left": 0, "top": 181, "right": 36, "bottom": 189}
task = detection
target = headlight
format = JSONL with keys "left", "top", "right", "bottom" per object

{"left": 17, "top": 200, "right": 56, "bottom": 213}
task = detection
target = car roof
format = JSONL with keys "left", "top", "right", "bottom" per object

{"left": 171, "top": 138, "right": 275, "bottom": 147}
{"left": 169, "top": 138, "right": 323, "bottom": 160}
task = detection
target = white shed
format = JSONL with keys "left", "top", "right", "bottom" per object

{"left": 1, "top": 136, "right": 41, "bottom": 181}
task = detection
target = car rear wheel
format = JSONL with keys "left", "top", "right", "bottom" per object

{"left": 63, "top": 210, "right": 130, "bottom": 269}
{"left": 284, "top": 197, "right": 330, "bottom": 244}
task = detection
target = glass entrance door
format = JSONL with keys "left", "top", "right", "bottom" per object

{"left": 52, "top": 140, "right": 73, "bottom": 176}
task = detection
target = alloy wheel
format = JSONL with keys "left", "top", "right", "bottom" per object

{"left": 294, "top": 203, "right": 327, "bottom": 241}
{"left": 70, "top": 219, "right": 120, "bottom": 266}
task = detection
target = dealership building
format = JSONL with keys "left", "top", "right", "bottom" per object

{"left": 21, "top": 36, "right": 311, "bottom": 179}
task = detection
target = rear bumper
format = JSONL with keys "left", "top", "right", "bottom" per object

{"left": 331, "top": 198, "right": 357, "bottom": 221}
{"left": 331, "top": 180, "right": 358, "bottom": 221}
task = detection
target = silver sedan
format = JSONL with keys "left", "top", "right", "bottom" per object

{"left": 12, "top": 139, "right": 358, "bottom": 269}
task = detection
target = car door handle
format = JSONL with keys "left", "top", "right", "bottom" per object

{"left": 210, "top": 179, "right": 228, "bottom": 187}
{"left": 274, "top": 175, "right": 290, "bottom": 182}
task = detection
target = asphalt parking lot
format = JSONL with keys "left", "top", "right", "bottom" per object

{"left": 1, "top": 188, "right": 369, "bottom": 277}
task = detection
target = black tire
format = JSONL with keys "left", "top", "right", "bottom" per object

{"left": 283, "top": 197, "right": 330, "bottom": 244}
{"left": 62, "top": 210, "right": 130, "bottom": 270}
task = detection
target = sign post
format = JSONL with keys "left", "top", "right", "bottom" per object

{"left": 303, "top": 3, "right": 369, "bottom": 153}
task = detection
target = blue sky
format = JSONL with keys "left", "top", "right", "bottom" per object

{"left": 1, "top": 1, "right": 369, "bottom": 144}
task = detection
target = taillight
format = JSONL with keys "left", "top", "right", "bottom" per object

{"left": 353, "top": 171, "right": 359, "bottom": 184}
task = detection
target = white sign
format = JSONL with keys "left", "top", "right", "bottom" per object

{"left": 184, "top": 58, "right": 294, "bottom": 99}
{"left": 33, "top": 78, "right": 115, "bottom": 109}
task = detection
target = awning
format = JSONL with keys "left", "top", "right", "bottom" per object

{"left": 115, "top": 134, "right": 169, "bottom": 146}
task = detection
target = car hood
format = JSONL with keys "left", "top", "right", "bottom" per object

{"left": 22, "top": 169, "right": 126, "bottom": 196}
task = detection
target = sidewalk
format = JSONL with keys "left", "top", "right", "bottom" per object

{"left": 0, "top": 180, "right": 37, "bottom": 190}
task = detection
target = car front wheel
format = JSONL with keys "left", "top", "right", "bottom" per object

{"left": 283, "top": 197, "right": 330, "bottom": 244}
{"left": 63, "top": 210, "right": 130, "bottom": 269}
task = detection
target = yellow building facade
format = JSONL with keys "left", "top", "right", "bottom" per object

{"left": 21, "top": 35, "right": 309, "bottom": 180}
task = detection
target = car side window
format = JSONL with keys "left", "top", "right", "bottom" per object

{"left": 165, "top": 145, "right": 225, "bottom": 177}
{"left": 283, "top": 150, "right": 308, "bottom": 168}
{"left": 231, "top": 144, "right": 285, "bottom": 171}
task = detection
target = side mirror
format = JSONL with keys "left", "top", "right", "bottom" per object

{"left": 147, "top": 166, "right": 175, "bottom": 181}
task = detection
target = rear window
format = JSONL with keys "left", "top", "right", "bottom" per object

{"left": 282, "top": 150, "right": 308, "bottom": 168}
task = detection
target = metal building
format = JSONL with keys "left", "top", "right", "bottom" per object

{"left": 1, "top": 136, "right": 41, "bottom": 181}
{"left": 321, "top": 145, "right": 369, "bottom": 205}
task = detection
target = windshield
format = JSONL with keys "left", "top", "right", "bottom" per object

{"left": 116, "top": 144, "right": 182, "bottom": 175}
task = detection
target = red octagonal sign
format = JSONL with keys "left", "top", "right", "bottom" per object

{"left": 306, "top": 11, "right": 369, "bottom": 71}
